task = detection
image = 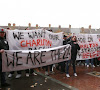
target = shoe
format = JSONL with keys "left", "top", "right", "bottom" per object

{"left": 92, "top": 65, "right": 95, "bottom": 67}
{"left": 8, "top": 73, "right": 13, "bottom": 78}
{"left": 32, "top": 72, "right": 37, "bottom": 76}
{"left": 1, "top": 83, "right": 10, "bottom": 87}
{"left": 15, "top": 74, "right": 21, "bottom": 79}
{"left": 45, "top": 71, "right": 49, "bottom": 76}
{"left": 26, "top": 73, "right": 29, "bottom": 77}
{"left": 87, "top": 65, "right": 89, "bottom": 67}
{"left": 66, "top": 74, "right": 70, "bottom": 77}
{"left": 74, "top": 73, "right": 77, "bottom": 77}
{"left": 97, "top": 65, "right": 99, "bottom": 67}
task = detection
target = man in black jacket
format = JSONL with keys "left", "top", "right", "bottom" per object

{"left": 66, "top": 36, "right": 80, "bottom": 77}
{"left": 0, "top": 28, "right": 10, "bottom": 87}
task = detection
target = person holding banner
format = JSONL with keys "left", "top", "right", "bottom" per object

{"left": 66, "top": 36, "right": 80, "bottom": 77}
{"left": 0, "top": 28, "right": 10, "bottom": 87}
{"left": 56, "top": 35, "right": 67, "bottom": 73}
{"left": 24, "top": 28, "right": 37, "bottom": 77}
{"left": 44, "top": 29, "right": 54, "bottom": 76}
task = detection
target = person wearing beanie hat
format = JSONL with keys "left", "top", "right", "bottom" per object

{"left": 0, "top": 28, "right": 10, "bottom": 87}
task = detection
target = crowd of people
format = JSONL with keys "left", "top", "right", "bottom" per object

{"left": 0, "top": 28, "right": 100, "bottom": 88}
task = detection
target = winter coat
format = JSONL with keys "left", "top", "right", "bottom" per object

{"left": 67, "top": 40, "right": 80, "bottom": 60}
{"left": 0, "top": 37, "right": 9, "bottom": 60}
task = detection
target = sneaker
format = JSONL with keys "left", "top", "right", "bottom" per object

{"left": 45, "top": 71, "right": 49, "bottom": 76}
{"left": 8, "top": 73, "right": 13, "bottom": 78}
{"left": 66, "top": 74, "right": 70, "bottom": 77}
{"left": 97, "top": 65, "right": 99, "bottom": 67}
{"left": 74, "top": 73, "right": 77, "bottom": 77}
{"left": 26, "top": 73, "right": 29, "bottom": 77}
{"left": 15, "top": 74, "right": 21, "bottom": 79}
{"left": 92, "top": 65, "right": 95, "bottom": 67}
{"left": 32, "top": 72, "right": 37, "bottom": 76}
{"left": 1, "top": 83, "right": 10, "bottom": 87}
{"left": 87, "top": 65, "right": 89, "bottom": 67}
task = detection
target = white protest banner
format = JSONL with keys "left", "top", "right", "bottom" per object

{"left": 6, "top": 29, "right": 63, "bottom": 50}
{"left": 2, "top": 45, "right": 71, "bottom": 72}
{"left": 76, "top": 34, "right": 100, "bottom": 60}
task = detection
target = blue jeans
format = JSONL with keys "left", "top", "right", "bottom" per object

{"left": 66, "top": 60, "right": 76, "bottom": 74}
{"left": 85, "top": 59, "right": 94, "bottom": 65}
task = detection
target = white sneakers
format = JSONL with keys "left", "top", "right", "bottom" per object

{"left": 97, "top": 65, "right": 100, "bottom": 67}
{"left": 8, "top": 72, "right": 37, "bottom": 78}
{"left": 32, "top": 72, "right": 37, "bottom": 76}
{"left": 26, "top": 73, "right": 29, "bottom": 77}
{"left": 92, "top": 65, "right": 95, "bottom": 67}
{"left": 26, "top": 72, "right": 37, "bottom": 77}
{"left": 8, "top": 73, "right": 13, "bottom": 78}
{"left": 8, "top": 74, "right": 21, "bottom": 78}
{"left": 86, "top": 65, "right": 95, "bottom": 67}
{"left": 66, "top": 74, "right": 70, "bottom": 78}
{"left": 15, "top": 74, "right": 21, "bottom": 79}
{"left": 87, "top": 65, "right": 89, "bottom": 67}
{"left": 74, "top": 73, "right": 77, "bottom": 77}
{"left": 66, "top": 73, "right": 77, "bottom": 77}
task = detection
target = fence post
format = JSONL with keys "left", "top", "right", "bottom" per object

{"left": 8, "top": 23, "right": 11, "bottom": 29}
{"left": 12, "top": 23, "right": 15, "bottom": 30}
{"left": 69, "top": 24, "right": 71, "bottom": 33}
{"left": 36, "top": 24, "right": 38, "bottom": 29}
{"left": 81, "top": 27, "right": 84, "bottom": 33}
{"left": 28, "top": 23, "right": 31, "bottom": 28}
{"left": 49, "top": 24, "right": 51, "bottom": 30}
{"left": 89, "top": 25, "right": 92, "bottom": 34}
{"left": 59, "top": 25, "right": 61, "bottom": 29}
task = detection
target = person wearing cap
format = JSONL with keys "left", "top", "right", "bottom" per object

{"left": 0, "top": 28, "right": 10, "bottom": 87}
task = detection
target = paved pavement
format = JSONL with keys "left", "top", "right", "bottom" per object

{"left": 0, "top": 71, "right": 77, "bottom": 90}
{"left": 1, "top": 66, "right": 100, "bottom": 90}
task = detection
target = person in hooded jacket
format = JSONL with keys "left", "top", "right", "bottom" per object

{"left": 66, "top": 36, "right": 80, "bottom": 77}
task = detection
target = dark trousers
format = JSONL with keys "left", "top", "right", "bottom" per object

{"left": 10, "top": 70, "right": 21, "bottom": 74}
{"left": 44, "top": 64, "right": 53, "bottom": 72}
{"left": 0, "top": 60, "right": 6, "bottom": 85}
{"left": 95, "top": 59, "right": 100, "bottom": 65}
{"left": 60, "top": 61, "right": 65, "bottom": 72}
{"left": 25, "top": 69, "right": 34, "bottom": 74}
{"left": 56, "top": 62, "right": 65, "bottom": 72}
{"left": 97, "top": 60, "right": 100, "bottom": 65}
{"left": 66, "top": 60, "right": 76, "bottom": 74}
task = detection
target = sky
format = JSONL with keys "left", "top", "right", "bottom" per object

{"left": 0, "top": 0, "right": 100, "bottom": 29}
